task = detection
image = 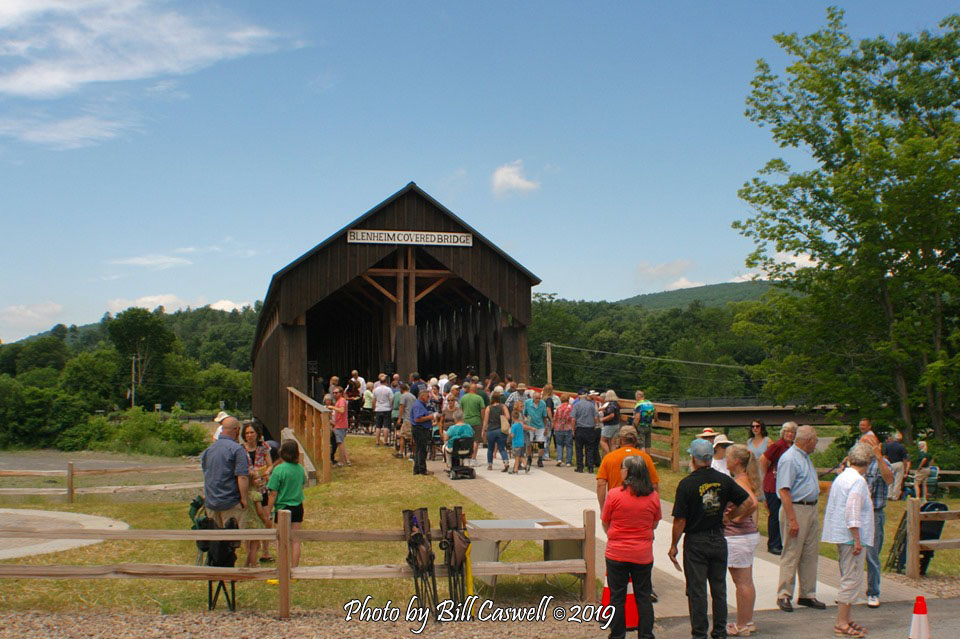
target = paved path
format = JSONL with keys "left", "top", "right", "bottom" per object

{"left": 427, "top": 454, "right": 923, "bottom": 619}
{"left": 0, "top": 508, "right": 129, "bottom": 559}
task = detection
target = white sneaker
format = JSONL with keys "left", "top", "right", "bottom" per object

{"left": 867, "top": 595, "right": 880, "bottom": 608}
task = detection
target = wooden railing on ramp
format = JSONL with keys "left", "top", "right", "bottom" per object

{"left": 287, "top": 386, "right": 332, "bottom": 484}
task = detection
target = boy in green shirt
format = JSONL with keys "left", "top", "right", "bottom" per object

{"left": 266, "top": 440, "right": 306, "bottom": 567}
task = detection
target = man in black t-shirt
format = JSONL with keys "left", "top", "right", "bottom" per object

{"left": 670, "top": 438, "right": 753, "bottom": 639}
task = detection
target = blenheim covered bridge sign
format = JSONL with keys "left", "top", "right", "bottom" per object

{"left": 251, "top": 182, "right": 540, "bottom": 435}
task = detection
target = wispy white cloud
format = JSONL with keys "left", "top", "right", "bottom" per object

{"left": 210, "top": 299, "right": 250, "bottom": 312}
{"left": 107, "top": 293, "right": 186, "bottom": 314}
{"left": 0, "top": 0, "right": 283, "bottom": 149}
{"left": 0, "top": 301, "right": 63, "bottom": 333}
{"left": 110, "top": 254, "right": 192, "bottom": 270}
{"left": 106, "top": 294, "right": 249, "bottom": 314}
{"left": 633, "top": 259, "right": 707, "bottom": 292}
{"left": 775, "top": 251, "right": 818, "bottom": 269}
{"left": 0, "top": 0, "right": 282, "bottom": 99}
{"left": 665, "top": 276, "right": 706, "bottom": 291}
{"left": 492, "top": 160, "right": 540, "bottom": 196}
{"left": 0, "top": 113, "right": 137, "bottom": 149}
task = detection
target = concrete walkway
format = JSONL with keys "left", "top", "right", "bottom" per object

{"left": 0, "top": 508, "right": 129, "bottom": 559}
{"left": 427, "top": 454, "right": 924, "bottom": 618}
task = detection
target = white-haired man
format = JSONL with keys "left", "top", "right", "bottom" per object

{"left": 776, "top": 425, "right": 825, "bottom": 612}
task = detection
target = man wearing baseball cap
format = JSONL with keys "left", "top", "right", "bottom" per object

{"left": 670, "top": 439, "right": 754, "bottom": 639}
{"left": 211, "top": 411, "right": 230, "bottom": 442}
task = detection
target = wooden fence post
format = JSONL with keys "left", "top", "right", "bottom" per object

{"left": 320, "top": 410, "right": 332, "bottom": 484}
{"left": 669, "top": 408, "right": 680, "bottom": 472}
{"left": 581, "top": 509, "right": 596, "bottom": 603}
{"left": 277, "top": 509, "right": 292, "bottom": 619}
{"left": 545, "top": 342, "right": 552, "bottom": 386}
{"left": 66, "top": 462, "right": 74, "bottom": 504}
{"left": 906, "top": 498, "right": 921, "bottom": 580}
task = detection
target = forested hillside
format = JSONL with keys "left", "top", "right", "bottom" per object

{"left": 619, "top": 281, "right": 779, "bottom": 310}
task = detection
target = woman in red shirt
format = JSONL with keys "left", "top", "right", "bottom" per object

{"left": 601, "top": 455, "right": 661, "bottom": 639}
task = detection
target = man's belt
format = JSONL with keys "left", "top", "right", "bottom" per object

{"left": 793, "top": 499, "right": 818, "bottom": 506}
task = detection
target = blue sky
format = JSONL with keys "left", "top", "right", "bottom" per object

{"left": 1, "top": 1, "right": 956, "bottom": 342}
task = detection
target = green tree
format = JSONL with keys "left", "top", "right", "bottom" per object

{"left": 15, "top": 336, "right": 69, "bottom": 373}
{"left": 59, "top": 349, "right": 121, "bottom": 411}
{"left": 107, "top": 307, "right": 175, "bottom": 406}
{"left": 734, "top": 9, "right": 960, "bottom": 440}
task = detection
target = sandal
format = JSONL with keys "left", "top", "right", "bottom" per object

{"left": 848, "top": 622, "right": 866, "bottom": 633}
{"left": 727, "top": 623, "right": 753, "bottom": 636}
{"left": 259, "top": 555, "right": 274, "bottom": 563}
{"left": 834, "top": 624, "right": 865, "bottom": 638}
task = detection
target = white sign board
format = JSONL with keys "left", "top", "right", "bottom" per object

{"left": 347, "top": 229, "right": 473, "bottom": 247}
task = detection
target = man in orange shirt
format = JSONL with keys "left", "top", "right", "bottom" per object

{"left": 597, "top": 426, "right": 659, "bottom": 509}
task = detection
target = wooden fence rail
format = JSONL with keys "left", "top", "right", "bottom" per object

{"left": 0, "top": 509, "right": 597, "bottom": 619}
{"left": 287, "top": 387, "right": 332, "bottom": 484}
{"left": 0, "top": 462, "right": 202, "bottom": 502}
{"left": 905, "top": 498, "right": 960, "bottom": 579}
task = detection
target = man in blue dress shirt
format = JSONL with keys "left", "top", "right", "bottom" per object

{"left": 776, "top": 424, "right": 825, "bottom": 612}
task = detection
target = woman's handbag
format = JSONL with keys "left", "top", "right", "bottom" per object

{"left": 499, "top": 406, "right": 511, "bottom": 434}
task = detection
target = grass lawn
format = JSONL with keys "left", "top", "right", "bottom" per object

{"left": 0, "top": 438, "right": 574, "bottom": 613}
{"left": 654, "top": 466, "right": 960, "bottom": 577}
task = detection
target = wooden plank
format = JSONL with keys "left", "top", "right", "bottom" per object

{"left": 361, "top": 274, "right": 398, "bottom": 304}
{"left": 72, "top": 464, "right": 199, "bottom": 476}
{"left": 651, "top": 433, "right": 673, "bottom": 444}
{"left": 0, "top": 564, "right": 277, "bottom": 581}
{"left": 66, "top": 462, "right": 74, "bottom": 504}
{"left": 365, "top": 268, "right": 453, "bottom": 277}
{"left": 919, "top": 539, "right": 960, "bottom": 551}
{"left": 0, "top": 469, "right": 65, "bottom": 477}
{"left": 407, "top": 247, "right": 416, "bottom": 326}
{"left": 0, "top": 528, "right": 276, "bottom": 541}
{"left": 290, "top": 560, "right": 587, "bottom": 580}
{"left": 906, "top": 498, "right": 921, "bottom": 579}
{"left": 277, "top": 509, "right": 292, "bottom": 619}
{"left": 294, "top": 530, "right": 415, "bottom": 542}
{"left": 647, "top": 447, "right": 673, "bottom": 460}
{"left": 582, "top": 509, "right": 596, "bottom": 603}
{"left": 918, "top": 510, "right": 960, "bottom": 522}
{"left": 414, "top": 276, "right": 449, "bottom": 303}
{"left": 76, "top": 482, "right": 203, "bottom": 495}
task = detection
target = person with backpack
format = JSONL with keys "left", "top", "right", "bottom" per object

{"left": 633, "top": 390, "right": 655, "bottom": 451}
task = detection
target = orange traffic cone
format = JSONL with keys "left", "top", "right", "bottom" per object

{"left": 601, "top": 573, "right": 638, "bottom": 631}
{"left": 909, "top": 596, "right": 930, "bottom": 639}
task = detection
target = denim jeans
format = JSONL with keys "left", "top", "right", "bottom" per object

{"left": 486, "top": 429, "right": 509, "bottom": 464}
{"left": 764, "top": 491, "right": 782, "bottom": 552}
{"left": 554, "top": 430, "right": 573, "bottom": 465}
{"left": 605, "top": 558, "right": 654, "bottom": 639}
{"left": 866, "top": 508, "right": 885, "bottom": 597}
{"left": 683, "top": 530, "right": 728, "bottom": 639}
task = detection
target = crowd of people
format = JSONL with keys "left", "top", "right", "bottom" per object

{"left": 201, "top": 369, "right": 939, "bottom": 639}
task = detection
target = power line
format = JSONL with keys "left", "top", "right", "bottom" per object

{"left": 546, "top": 343, "right": 749, "bottom": 370}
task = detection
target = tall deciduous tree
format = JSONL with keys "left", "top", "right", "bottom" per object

{"left": 107, "top": 307, "right": 175, "bottom": 404}
{"left": 734, "top": 9, "right": 960, "bottom": 440}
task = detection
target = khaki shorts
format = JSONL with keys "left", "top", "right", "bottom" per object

{"left": 210, "top": 503, "right": 247, "bottom": 529}
{"left": 400, "top": 420, "right": 412, "bottom": 438}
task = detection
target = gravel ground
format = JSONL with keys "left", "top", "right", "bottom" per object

{"left": 885, "top": 572, "right": 960, "bottom": 598}
{"left": 0, "top": 608, "right": 624, "bottom": 639}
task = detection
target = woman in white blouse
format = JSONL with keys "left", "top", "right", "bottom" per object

{"left": 821, "top": 443, "right": 875, "bottom": 638}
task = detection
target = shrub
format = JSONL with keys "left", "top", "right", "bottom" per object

{"left": 56, "top": 415, "right": 114, "bottom": 452}
{"left": 106, "top": 408, "right": 208, "bottom": 456}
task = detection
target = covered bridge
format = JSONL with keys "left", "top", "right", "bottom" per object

{"left": 251, "top": 182, "right": 541, "bottom": 435}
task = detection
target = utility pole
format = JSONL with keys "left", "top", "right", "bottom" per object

{"left": 130, "top": 354, "right": 136, "bottom": 408}
{"left": 545, "top": 341, "right": 553, "bottom": 386}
